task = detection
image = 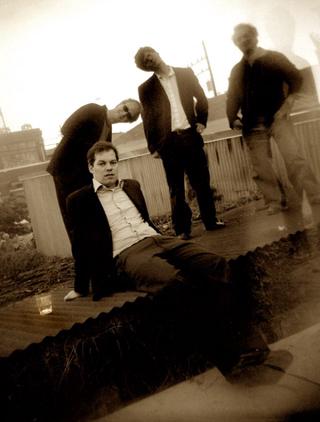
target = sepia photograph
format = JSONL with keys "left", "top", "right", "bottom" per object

{"left": 0, "top": 0, "right": 320, "bottom": 420}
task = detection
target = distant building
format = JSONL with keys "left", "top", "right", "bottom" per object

{"left": 0, "top": 128, "right": 46, "bottom": 170}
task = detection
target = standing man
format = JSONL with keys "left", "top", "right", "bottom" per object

{"left": 47, "top": 99, "right": 141, "bottom": 239}
{"left": 227, "top": 23, "right": 320, "bottom": 216}
{"left": 135, "top": 47, "right": 224, "bottom": 240}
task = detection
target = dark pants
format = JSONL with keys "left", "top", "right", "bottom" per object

{"left": 52, "top": 174, "right": 91, "bottom": 241}
{"left": 115, "top": 235, "right": 230, "bottom": 292}
{"left": 115, "top": 235, "right": 268, "bottom": 373}
{"left": 160, "top": 129, "right": 217, "bottom": 235}
{"left": 52, "top": 176, "right": 74, "bottom": 241}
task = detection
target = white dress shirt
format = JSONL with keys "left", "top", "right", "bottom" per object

{"left": 93, "top": 179, "right": 159, "bottom": 257}
{"left": 156, "top": 67, "right": 190, "bottom": 131}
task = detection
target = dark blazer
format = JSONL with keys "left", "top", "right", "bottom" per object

{"left": 138, "top": 67, "right": 208, "bottom": 154}
{"left": 66, "top": 178, "right": 159, "bottom": 297}
{"left": 47, "top": 103, "right": 112, "bottom": 192}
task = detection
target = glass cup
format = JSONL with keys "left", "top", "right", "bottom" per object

{"left": 36, "top": 293, "right": 53, "bottom": 315}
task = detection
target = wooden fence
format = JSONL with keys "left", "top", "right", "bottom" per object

{"left": 20, "top": 109, "right": 320, "bottom": 257}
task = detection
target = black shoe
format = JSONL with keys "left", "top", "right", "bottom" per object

{"left": 206, "top": 220, "right": 226, "bottom": 231}
{"left": 178, "top": 232, "right": 191, "bottom": 240}
{"left": 225, "top": 348, "right": 270, "bottom": 379}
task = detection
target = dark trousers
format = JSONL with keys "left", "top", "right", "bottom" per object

{"left": 161, "top": 129, "right": 217, "bottom": 235}
{"left": 52, "top": 174, "right": 91, "bottom": 241}
{"left": 115, "top": 235, "right": 268, "bottom": 373}
{"left": 52, "top": 176, "right": 74, "bottom": 241}
{"left": 115, "top": 235, "right": 230, "bottom": 292}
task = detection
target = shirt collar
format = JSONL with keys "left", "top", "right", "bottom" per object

{"left": 93, "top": 178, "right": 123, "bottom": 192}
{"left": 244, "top": 47, "right": 267, "bottom": 65}
{"left": 156, "top": 66, "right": 175, "bottom": 80}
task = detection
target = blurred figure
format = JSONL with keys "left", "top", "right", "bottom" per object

{"left": 135, "top": 47, "right": 224, "bottom": 240}
{"left": 264, "top": 7, "right": 310, "bottom": 70}
{"left": 227, "top": 23, "right": 320, "bottom": 218}
{"left": 47, "top": 99, "right": 141, "bottom": 239}
{"left": 264, "top": 7, "right": 319, "bottom": 110}
{"left": 311, "top": 32, "right": 320, "bottom": 65}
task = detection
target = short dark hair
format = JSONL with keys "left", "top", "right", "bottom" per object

{"left": 87, "top": 141, "right": 119, "bottom": 166}
{"left": 134, "top": 46, "right": 157, "bottom": 70}
{"left": 232, "top": 23, "right": 258, "bottom": 42}
{"left": 117, "top": 98, "right": 141, "bottom": 122}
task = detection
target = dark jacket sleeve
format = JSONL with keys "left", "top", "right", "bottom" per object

{"left": 138, "top": 82, "right": 170, "bottom": 154}
{"left": 186, "top": 67, "right": 208, "bottom": 126}
{"left": 47, "top": 103, "right": 111, "bottom": 177}
{"left": 272, "top": 52, "right": 303, "bottom": 95}
{"left": 226, "top": 63, "right": 243, "bottom": 129}
{"left": 66, "top": 190, "right": 91, "bottom": 296}
{"left": 66, "top": 186, "right": 116, "bottom": 297}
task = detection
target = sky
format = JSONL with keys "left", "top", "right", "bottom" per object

{"left": 1, "top": 0, "right": 320, "bottom": 148}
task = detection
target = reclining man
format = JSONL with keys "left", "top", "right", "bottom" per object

{"left": 64, "top": 141, "right": 269, "bottom": 376}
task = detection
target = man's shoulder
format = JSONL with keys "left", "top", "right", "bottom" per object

{"left": 68, "top": 184, "right": 94, "bottom": 202}
{"left": 138, "top": 75, "right": 156, "bottom": 91}
{"left": 61, "top": 103, "right": 106, "bottom": 135}
{"left": 70, "top": 102, "right": 106, "bottom": 120}
{"left": 261, "top": 49, "right": 292, "bottom": 64}
{"left": 74, "top": 102, "right": 104, "bottom": 112}
{"left": 122, "top": 178, "right": 140, "bottom": 189}
{"left": 230, "top": 59, "right": 244, "bottom": 75}
{"left": 173, "top": 66, "right": 193, "bottom": 76}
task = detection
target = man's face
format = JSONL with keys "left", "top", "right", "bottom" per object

{"left": 233, "top": 28, "right": 257, "bottom": 55}
{"left": 142, "top": 50, "right": 162, "bottom": 72}
{"left": 114, "top": 101, "right": 140, "bottom": 123}
{"left": 89, "top": 149, "right": 119, "bottom": 188}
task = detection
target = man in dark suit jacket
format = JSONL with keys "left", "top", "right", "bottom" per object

{"left": 135, "top": 47, "right": 224, "bottom": 240}
{"left": 47, "top": 99, "right": 141, "bottom": 239}
{"left": 65, "top": 140, "right": 269, "bottom": 377}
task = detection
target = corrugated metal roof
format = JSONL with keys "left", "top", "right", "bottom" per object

{"left": 0, "top": 283, "right": 145, "bottom": 357}
{"left": 0, "top": 203, "right": 311, "bottom": 359}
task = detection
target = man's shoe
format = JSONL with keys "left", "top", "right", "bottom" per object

{"left": 178, "top": 232, "right": 191, "bottom": 240}
{"left": 267, "top": 204, "right": 288, "bottom": 215}
{"left": 225, "top": 347, "right": 270, "bottom": 380}
{"left": 267, "top": 205, "right": 282, "bottom": 215}
{"left": 206, "top": 220, "right": 226, "bottom": 230}
{"left": 64, "top": 290, "right": 82, "bottom": 301}
{"left": 256, "top": 203, "right": 269, "bottom": 212}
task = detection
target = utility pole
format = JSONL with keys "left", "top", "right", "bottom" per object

{"left": 0, "top": 108, "right": 8, "bottom": 131}
{"left": 190, "top": 41, "right": 218, "bottom": 97}
{"left": 202, "top": 40, "right": 217, "bottom": 97}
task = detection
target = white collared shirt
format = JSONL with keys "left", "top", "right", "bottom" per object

{"left": 93, "top": 179, "right": 158, "bottom": 257}
{"left": 156, "top": 67, "right": 190, "bottom": 131}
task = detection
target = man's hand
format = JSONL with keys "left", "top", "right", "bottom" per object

{"left": 274, "top": 95, "right": 295, "bottom": 120}
{"left": 152, "top": 151, "right": 161, "bottom": 159}
{"left": 196, "top": 123, "right": 205, "bottom": 134}
{"left": 232, "top": 118, "right": 243, "bottom": 130}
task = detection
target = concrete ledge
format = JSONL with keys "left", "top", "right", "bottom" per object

{"left": 95, "top": 323, "right": 320, "bottom": 422}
